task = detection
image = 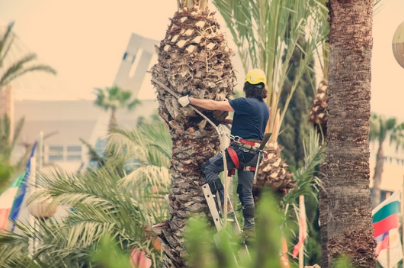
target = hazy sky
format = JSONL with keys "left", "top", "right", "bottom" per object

{"left": 0, "top": 0, "right": 404, "bottom": 119}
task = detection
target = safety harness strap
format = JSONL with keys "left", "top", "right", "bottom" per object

{"left": 226, "top": 147, "right": 240, "bottom": 169}
{"left": 227, "top": 146, "right": 259, "bottom": 175}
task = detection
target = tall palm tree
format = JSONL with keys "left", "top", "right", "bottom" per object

{"left": 0, "top": 22, "right": 56, "bottom": 89}
{"left": 324, "top": 0, "right": 376, "bottom": 266}
{"left": 150, "top": 1, "right": 236, "bottom": 266}
{"left": 369, "top": 113, "right": 404, "bottom": 208}
{"left": 94, "top": 86, "right": 141, "bottom": 133}
{"left": 309, "top": 2, "right": 383, "bottom": 266}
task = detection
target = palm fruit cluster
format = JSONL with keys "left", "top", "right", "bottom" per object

{"left": 254, "top": 142, "right": 296, "bottom": 201}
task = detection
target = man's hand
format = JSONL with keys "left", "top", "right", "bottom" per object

{"left": 178, "top": 95, "right": 190, "bottom": 107}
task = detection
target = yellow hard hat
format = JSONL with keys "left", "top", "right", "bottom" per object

{"left": 245, "top": 69, "right": 266, "bottom": 86}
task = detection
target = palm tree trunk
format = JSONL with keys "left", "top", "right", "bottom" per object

{"left": 154, "top": 129, "right": 219, "bottom": 267}
{"left": 325, "top": 0, "right": 376, "bottom": 267}
{"left": 372, "top": 142, "right": 384, "bottom": 208}
{"left": 109, "top": 109, "right": 117, "bottom": 133}
{"left": 150, "top": 3, "right": 236, "bottom": 266}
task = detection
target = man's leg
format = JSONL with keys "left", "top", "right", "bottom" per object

{"left": 237, "top": 170, "right": 255, "bottom": 230}
{"left": 202, "top": 151, "right": 236, "bottom": 203}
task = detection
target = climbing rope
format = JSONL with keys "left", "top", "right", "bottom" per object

{"left": 151, "top": 78, "right": 231, "bottom": 226}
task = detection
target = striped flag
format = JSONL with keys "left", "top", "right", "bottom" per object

{"left": 0, "top": 143, "right": 36, "bottom": 232}
{"left": 0, "top": 173, "right": 26, "bottom": 230}
{"left": 372, "top": 189, "right": 403, "bottom": 267}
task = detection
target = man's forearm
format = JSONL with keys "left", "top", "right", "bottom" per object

{"left": 189, "top": 97, "right": 217, "bottom": 110}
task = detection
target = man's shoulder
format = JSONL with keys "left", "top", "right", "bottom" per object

{"left": 230, "top": 97, "right": 261, "bottom": 103}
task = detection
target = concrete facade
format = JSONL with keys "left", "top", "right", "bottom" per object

{"left": 113, "top": 33, "right": 158, "bottom": 98}
{"left": 7, "top": 32, "right": 160, "bottom": 173}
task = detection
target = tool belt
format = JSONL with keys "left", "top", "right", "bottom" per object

{"left": 230, "top": 138, "right": 262, "bottom": 151}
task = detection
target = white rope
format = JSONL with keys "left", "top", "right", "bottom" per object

{"left": 151, "top": 78, "right": 230, "bottom": 225}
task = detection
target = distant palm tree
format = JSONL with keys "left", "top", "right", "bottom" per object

{"left": 370, "top": 113, "right": 404, "bottom": 208}
{"left": 0, "top": 22, "right": 56, "bottom": 89}
{"left": 94, "top": 86, "right": 141, "bottom": 133}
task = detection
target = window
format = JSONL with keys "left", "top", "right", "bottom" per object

{"left": 49, "top": 155, "right": 64, "bottom": 162}
{"left": 67, "top": 146, "right": 82, "bottom": 153}
{"left": 66, "top": 145, "right": 82, "bottom": 162}
{"left": 49, "top": 146, "right": 63, "bottom": 152}
{"left": 123, "top": 52, "right": 128, "bottom": 61}
{"left": 48, "top": 146, "right": 64, "bottom": 162}
{"left": 67, "top": 155, "right": 82, "bottom": 161}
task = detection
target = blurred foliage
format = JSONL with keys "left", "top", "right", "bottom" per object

{"left": 0, "top": 114, "right": 30, "bottom": 193}
{"left": 185, "top": 191, "right": 284, "bottom": 268}
{"left": 0, "top": 118, "right": 326, "bottom": 267}
{"left": 0, "top": 116, "right": 170, "bottom": 267}
{"left": 278, "top": 37, "right": 315, "bottom": 169}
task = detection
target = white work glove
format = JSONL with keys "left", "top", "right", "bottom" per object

{"left": 178, "top": 94, "right": 190, "bottom": 107}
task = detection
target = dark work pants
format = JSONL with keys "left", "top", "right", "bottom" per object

{"left": 202, "top": 145, "right": 259, "bottom": 229}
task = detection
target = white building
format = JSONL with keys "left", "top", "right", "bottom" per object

{"left": 2, "top": 32, "right": 160, "bottom": 173}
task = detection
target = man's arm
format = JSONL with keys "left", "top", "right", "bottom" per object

{"left": 188, "top": 97, "right": 234, "bottom": 112}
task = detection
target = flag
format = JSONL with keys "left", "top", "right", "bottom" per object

{"left": 372, "top": 189, "right": 403, "bottom": 268}
{"left": 376, "top": 228, "right": 402, "bottom": 268}
{"left": 292, "top": 196, "right": 307, "bottom": 258}
{"left": 9, "top": 143, "right": 36, "bottom": 232}
{"left": 0, "top": 173, "right": 26, "bottom": 230}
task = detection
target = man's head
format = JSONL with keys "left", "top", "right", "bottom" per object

{"left": 244, "top": 69, "right": 268, "bottom": 99}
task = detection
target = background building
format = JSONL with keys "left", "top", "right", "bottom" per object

{"left": 1, "top": 32, "right": 160, "bottom": 173}
{"left": 369, "top": 142, "right": 404, "bottom": 203}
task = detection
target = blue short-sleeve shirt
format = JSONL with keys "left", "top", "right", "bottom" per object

{"left": 229, "top": 98, "right": 269, "bottom": 140}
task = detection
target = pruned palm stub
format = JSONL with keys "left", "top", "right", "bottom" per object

{"left": 151, "top": 4, "right": 236, "bottom": 268}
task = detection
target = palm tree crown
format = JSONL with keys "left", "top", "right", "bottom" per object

{"left": 94, "top": 86, "right": 141, "bottom": 132}
{"left": 370, "top": 113, "right": 404, "bottom": 149}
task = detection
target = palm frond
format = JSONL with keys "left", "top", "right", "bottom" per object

{"left": 19, "top": 163, "right": 168, "bottom": 266}
{"left": 80, "top": 138, "right": 106, "bottom": 164}
{"left": 283, "top": 129, "right": 326, "bottom": 214}
{"left": 214, "top": 0, "right": 325, "bottom": 130}
{"left": 0, "top": 64, "right": 57, "bottom": 88}
{"left": 107, "top": 122, "right": 171, "bottom": 168}
{"left": 0, "top": 22, "right": 16, "bottom": 66}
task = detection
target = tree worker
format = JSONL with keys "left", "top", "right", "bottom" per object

{"left": 178, "top": 69, "right": 269, "bottom": 240}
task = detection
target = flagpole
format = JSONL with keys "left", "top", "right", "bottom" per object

{"left": 28, "top": 155, "right": 36, "bottom": 259}
{"left": 33, "top": 132, "right": 43, "bottom": 257}
{"left": 38, "top": 132, "right": 43, "bottom": 173}
{"left": 385, "top": 192, "right": 391, "bottom": 268}
{"left": 299, "top": 195, "right": 304, "bottom": 268}
{"left": 402, "top": 175, "right": 404, "bottom": 267}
